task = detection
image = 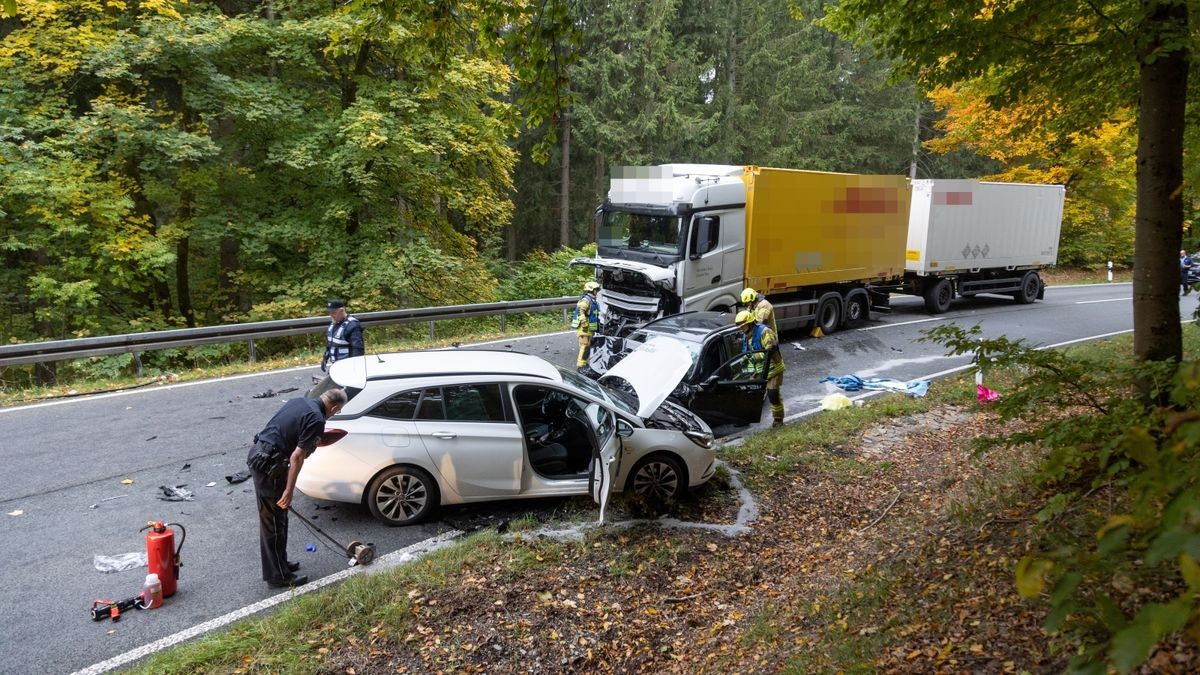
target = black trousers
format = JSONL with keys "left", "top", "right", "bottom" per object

{"left": 252, "top": 466, "right": 292, "bottom": 582}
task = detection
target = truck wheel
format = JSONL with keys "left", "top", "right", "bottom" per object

{"left": 1014, "top": 272, "right": 1041, "bottom": 304}
{"left": 923, "top": 279, "right": 953, "bottom": 314}
{"left": 844, "top": 295, "right": 869, "bottom": 328}
{"left": 815, "top": 297, "right": 842, "bottom": 334}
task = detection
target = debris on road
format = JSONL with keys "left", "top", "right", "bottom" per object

{"left": 88, "top": 495, "right": 129, "bottom": 509}
{"left": 93, "top": 551, "right": 147, "bottom": 573}
{"left": 7, "top": 509, "right": 24, "bottom": 516}
{"left": 158, "top": 485, "right": 194, "bottom": 501}
{"left": 121, "top": 478, "right": 135, "bottom": 485}
{"left": 225, "top": 470, "right": 251, "bottom": 484}
{"left": 252, "top": 387, "right": 298, "bottom": 399}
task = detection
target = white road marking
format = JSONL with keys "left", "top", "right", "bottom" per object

{"left": 1075, "top": 298, "right": 1130, "bottom": 304}
{"left": 857, "top": 317, "right": 946, "bottom": 331}
{"left": 71, "top": 530, "right": 463, "bottom": 675}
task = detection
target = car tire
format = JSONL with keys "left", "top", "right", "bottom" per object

{"left": 1013, "top": 271, "right": 1040, "bottom": 304}
{"left": 923, "top": 278, "right": 953, "bottom": 314}
{"left": 626, "top": 453, "right": 687, "bottom": 501}
{"left": 366, "top": 465, "right": 439, "bottom": 526}
{"left": 843, "top": 294, "right": 869, "bottom": 329}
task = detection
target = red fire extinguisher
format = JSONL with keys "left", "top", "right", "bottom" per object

{"left": 140, "top": 521, "right": 185, "bottom": 598}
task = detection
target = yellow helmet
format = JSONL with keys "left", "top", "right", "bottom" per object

{"left": 583, "top": 281, "right": 600, "bottom": 293}
{"left": 740, "top": 288, "right": 758, "bottom": 304}
{"left": 734, "top": 310, "right": 756, "bottom": 328}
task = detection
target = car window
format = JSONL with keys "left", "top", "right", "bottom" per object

{"left": 719, "top": 352, "right": 767, "bottom": 382}
{"left": 416, "top": 388, "right": 446, "bottom": 420}
{"left": 368, "top": 389, "right": 422, "bottom": 420}
{"left": 697, "top": 340, "right": 725, "bottom": 381}
{"left": 444, "top": 384, "right": 507, "bottom": 422}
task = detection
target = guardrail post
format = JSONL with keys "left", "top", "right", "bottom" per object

{"left": 562, "top": 308, "right": 569, "bottom": 326}
{"left": 248, "top": 339, "right": 256, "bottom": 364}
{"left": 428, "top": 321, "right": 436, "bottom": 340}
{"left": 500, "top": 314, "right": 507, "bottom": 331}
{"left": 133, "top": 352, "right": 143, "bottom": 377}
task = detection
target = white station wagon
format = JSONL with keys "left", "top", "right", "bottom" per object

{"left": 298, "top": 347, "right": 716, "bottom": 525}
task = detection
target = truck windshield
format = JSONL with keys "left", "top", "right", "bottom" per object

{"left": 599, "top": 210, "right": 683, "bottom": 256}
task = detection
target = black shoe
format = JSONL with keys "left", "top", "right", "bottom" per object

{"left": 287, "top": 561, "right": 301, "bottom": 573}
{"left": 266, "top": 574, "right": 308, "bottom": 589}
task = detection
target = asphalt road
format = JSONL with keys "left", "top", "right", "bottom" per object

{"left": 0, "top": 282, "right": 1184, "bottom": 674}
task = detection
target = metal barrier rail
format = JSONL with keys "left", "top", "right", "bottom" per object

{"left": 0, "top": 296, "right": 578, "bottom": 368}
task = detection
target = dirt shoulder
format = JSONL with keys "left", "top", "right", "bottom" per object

{"left": 312, "top": 407, "right": 1071, "bottom": 673}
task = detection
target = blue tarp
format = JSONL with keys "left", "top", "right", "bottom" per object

{"left": 820, "top": 374, "right": 930, "bottom": 397}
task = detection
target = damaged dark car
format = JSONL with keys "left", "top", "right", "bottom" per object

{"left": 585, "top": 311, "right": 769, "bottom": 431}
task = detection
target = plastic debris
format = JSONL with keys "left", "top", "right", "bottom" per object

{"left": 121, "top": 479, "right": 134, "bottom": 485}
{"left": 821, "top": 393, "right": 852, "bottom": 411}
{"left": 158, "top": 485, "right": 194, "bottom": 501}
{"left": 977, "top": 385, "right": 1001, "bottom": 404}
{"left": 305, "top": 544, "right": 317, "bottom": 552}
{"left": 180, "top": 463, "right": 191, "bottom": 471}
{"left": 252, "top": 387, "right": 298, "bottom": 399}
{"left": 791, "top": 342, "right": 806, "bottom": 351}
{"left": 7, "top": 509, "right": 23, "bottom": 516}
{"left": 225, "top": 470, "right": 251, "bottom": 484}
{"left": 205, "top": 481, "right": 217, "bottom": 487}
{"left": 94, "top": 551, "right": 148, "bottom": 573}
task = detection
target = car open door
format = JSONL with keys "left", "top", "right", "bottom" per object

{"left": 586, "top": 404, "right": 623, "bottom": 523}
{"left": 688, "top": 351, "right": 767, "bottom": 426}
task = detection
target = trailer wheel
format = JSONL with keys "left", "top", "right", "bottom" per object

{"left": 815, "top": 297, "right": 842, "bottom": 334}
{"left": 1014, "top": 272, "right": 1041, "bottom": 304}
{"left": 923, "top": 279, "right": 953, "bottom": 314}
{"left": 844, "top": 295, "right": 869, "bottom": 328}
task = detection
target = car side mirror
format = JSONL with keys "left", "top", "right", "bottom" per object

{"left": 616, "top": 419, "right": 635, "bottom": 438}
{"left": 700, "top": 375, "right": 719, "bottom": 390}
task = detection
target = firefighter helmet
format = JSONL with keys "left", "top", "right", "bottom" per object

{"left": 735, "top": 310, "right": 756, "bottom": 328}
{"left": 583, "top": 281, "right": 601, "bottom": 293}
{"left": 740, "top": 288, "right": 758, "bottom": 304}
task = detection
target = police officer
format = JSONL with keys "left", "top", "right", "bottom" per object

{"left": 735, "top": 310, "right": 786, "bottom": 427}
{"left": 321, "top": 299, "right": 364, "bottom": 371}
{"left": 248, "top": 388, "right": 348, "bottom": 588}
{"left": 740, "top": 287, "right": 777, "bottom": 334}
{"left": 1181, "top": 250, "right": 1195, "bottom": 296}
{"left": 573, "top": 281, "right": 602, "bottom": 370}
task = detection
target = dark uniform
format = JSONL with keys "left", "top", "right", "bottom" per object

{"left": 248, "top": 397, "right": 328, "bottom": 585}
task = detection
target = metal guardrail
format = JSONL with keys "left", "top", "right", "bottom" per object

{"left": 0, "top": 296, "right": 579, "bottom": 368}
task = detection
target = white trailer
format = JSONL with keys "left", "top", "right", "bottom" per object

{"left": 896, "top": 179, "right": 1065, "bottom": 313}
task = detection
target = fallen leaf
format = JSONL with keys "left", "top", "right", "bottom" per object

{"left": 121, "top": 479, "right": 134, "bottom": 485}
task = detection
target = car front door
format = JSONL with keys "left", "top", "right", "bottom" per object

{"left": 413, "top": 384, "right": 523, "bottom": 497}
{"left": 587, "top": 404, "right": 624, "bottom": 523}
{"left": 687, "top": 334, "right": 767, "bottom": 426}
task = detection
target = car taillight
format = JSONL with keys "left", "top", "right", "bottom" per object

{"left": 318, "top": 429, "right": 347, "bottom": 446}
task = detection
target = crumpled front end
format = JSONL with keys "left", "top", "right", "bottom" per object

{"left": 571, "top": 257, "right": 679, "bottom": 335}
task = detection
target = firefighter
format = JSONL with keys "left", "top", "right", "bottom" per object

{"left": 735, "top": 309, "right": 786, "bottom": 427}
{"left": 740, "top": 287, "right": 777, "bottom": 334}
{"left": 572, "top": 281, "right": 602, "bottom": 370}
{"left": 321, "top": 299, "right": 364, "bottom": 372}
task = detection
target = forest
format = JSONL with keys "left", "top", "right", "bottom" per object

{"left": 0, "top": 0, "right": 1180, "bottom": 348}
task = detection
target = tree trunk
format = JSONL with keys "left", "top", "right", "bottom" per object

{"left": 591, "top": 153, "right": 605, "bottom": 243}
{"left": 218, "top": 236, "right": 245, "bottom": 312}
{"left": 559, "top": 110, "right": 572, "bottom": 248}
{"left": 31, "top": 249, "right": 57, "bottom": 386}
{"left": 1131, "top": 0, "right": 1188, "bottom": 365}
{"left": 176, "top": 236, "right": 194, "bottom": 327}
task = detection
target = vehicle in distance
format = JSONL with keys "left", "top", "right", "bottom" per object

{"left": 299, "top": 349, "right": 717, "bottom": 526}
{"left": 586, "top": 311, "right": 767, "bottom": 431}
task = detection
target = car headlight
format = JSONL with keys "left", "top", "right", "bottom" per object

{"left": 684, "top": 430, "right": 714, "bottom": 449}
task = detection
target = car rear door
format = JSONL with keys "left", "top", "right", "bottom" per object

{"left": 687, "top": 332, "right": 766, "bottom": 425}
{"left": 413, "top": 383, "right": 523, "bottom": 497}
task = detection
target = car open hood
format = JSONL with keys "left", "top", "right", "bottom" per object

{"left": 600, "top": 336, "right": 693, "bottom": 418}
{"left": 570, "top": 256, "right": 675, "bottom": 284}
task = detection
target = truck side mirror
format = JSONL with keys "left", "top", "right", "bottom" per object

{"left": 690, "top": 216, "right": 717, "bottom": 259}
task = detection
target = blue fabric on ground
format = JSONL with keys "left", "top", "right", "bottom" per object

{"left": 821, "top": 374, "right": 929, "bottom": 397}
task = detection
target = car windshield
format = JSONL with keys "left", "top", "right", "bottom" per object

{"left": 557, "top": 365, "right": 638, "bottom": 416}
{"left": 632, "top": 329, "right": 704, "bottom": 380}
{"left": 598, "top": 210, "right": 683, "bottom": 256}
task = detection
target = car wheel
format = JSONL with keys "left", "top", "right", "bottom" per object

{"left": 843, "top": 295, "right": 869, "bottom": 329}
{"left": 366, "top": 465, "right": 439, "bottom": 526}
{"left": 815, "top": 297, "right": 842, "bottom": 334}
{"left": 627, "top": 453, "right": 687, "bottom": 501}
{"left": 923, "top": 278, "right": 953, "bottom": 314}
{"left": 1013, "top": 271, "right": 1040, "bottom": 304}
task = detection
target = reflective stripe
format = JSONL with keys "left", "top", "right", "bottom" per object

{"left": 326, "top": 317, "right": 359, "bottom": 363}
